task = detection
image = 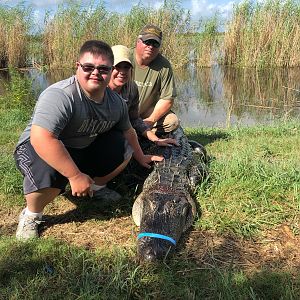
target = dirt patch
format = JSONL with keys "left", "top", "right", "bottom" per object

{"left": 0, "top": 195, "right": 138, "bottom": 250}
{"left": 1, "top": 195, "right": 299, "bottom": 272}
{"left": 181, "top": 225, "right": 300, "bottom": 273}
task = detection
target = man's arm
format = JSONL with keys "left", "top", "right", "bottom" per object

{"left": 143, "top": 99, "right": 173, "bottom": 127}
{"left": 129, "top": 95, "right": 177, "bottom": 146}
{"left": 123, "top": 127, "right": 163, "bottom": 168}
{"left": 30, "top": 125, "right": 94, "bottom": 196}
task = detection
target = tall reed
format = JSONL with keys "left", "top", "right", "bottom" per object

{"left": 147, "top": 0, "right": 193, "bottom": 68}
{"left": 193, "top": 15, "right": 220, "bottom": 67}
{"left": 6, "top": 0, "right": 300, "bottom": 69}
{"left": 43, "top": 0, "right": 195, "bottom": 69}
{"left": 112, "top": 0, "right": 194, "bottom": 68}
{"left": 223, "top": 0, "right": 300, "bottom": 68}
{"left": 0, "top": 4, "right": 32, "bottom": 68}
{"left": 43, "top": 1, "right": 114, "bottom": 69}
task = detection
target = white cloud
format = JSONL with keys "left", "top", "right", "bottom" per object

{"left": 30, "top": 0, "right": 62, "bottom": 6}
{"left": 3, "top": 0, "right": 240, "bottom": 20}
{"left": 111, "top": 0, "right": 164, "bottom": 11}
{"left": 190, "top": 0, "right": 237, "bottom": 19}
{"left": 152, "top": 1, "right": 164, "bottom": 10}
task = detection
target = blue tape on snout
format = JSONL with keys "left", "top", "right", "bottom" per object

{"left": 137, "top": 233, "right": 176, "bottom": 246}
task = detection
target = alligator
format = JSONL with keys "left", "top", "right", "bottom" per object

{"left": 132, "top": 126, "right": 208, "bottom": 262}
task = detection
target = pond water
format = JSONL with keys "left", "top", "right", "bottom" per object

{"left": 1, "top": 66, "right": 300, "bottom": 128}
{"left": 174, "top": 65, "right": 300, "bottom": 127}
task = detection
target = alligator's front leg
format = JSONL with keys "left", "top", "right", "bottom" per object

{"left": 188, "top": 140, "right": 208, "bottom": 190}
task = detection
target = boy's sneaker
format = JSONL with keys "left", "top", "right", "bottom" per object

{"left": 91, "top": 187, "right": 122, "bottom": 205}
{"left": 16, "top": 209, "right": 43, "bottom": 240}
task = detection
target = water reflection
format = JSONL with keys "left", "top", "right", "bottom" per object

{"left": 174, "top": 65, "right": 300, "bottom": 127}
{"left": 1, "top": 66, "right": 299, "bottom": 128}
{"left": 0, "top": 70, "right": 9, "bottom": 95}
{"left": 28, "top": 68, "right": 74, "bottom": 94}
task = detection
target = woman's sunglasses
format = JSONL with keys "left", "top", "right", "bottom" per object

{"left": 79, "top": 63, "right": 113, "bottom": 74}
{"left": 142, "top": 39, "right": 160, "bottom": 48}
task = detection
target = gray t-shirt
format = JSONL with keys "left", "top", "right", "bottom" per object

{"left": 17, "top": 75, "right": 131, "bottom": 149}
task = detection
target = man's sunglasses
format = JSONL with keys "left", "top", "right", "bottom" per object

{"left": 79, "top": 63, "right": 113, "bottom": 74}
{"left": 142, "top": 39, "right": 160, "bottom": 48}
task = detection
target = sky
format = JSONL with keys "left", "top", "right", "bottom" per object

{"left": 3, "top": 0, "right": 242, "bottom": 23}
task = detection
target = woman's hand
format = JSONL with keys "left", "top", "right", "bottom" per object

{"left": 137, "top": 154, "right": 164, "bottom": 169}
{"left": 153, "top": 137, "right": 179, "bottom": 147}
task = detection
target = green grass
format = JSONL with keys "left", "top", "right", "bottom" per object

{"left": 1, "top": 98, "right": 300, "bottom": 298}
{"left": 0, "top": 69, "right": 36, "bottom": 196}
{"left": 0, "top": 238, "right": 299, "bottom": 299}
{"left": 186, "top": 123, "right": 300, "bottom": 237}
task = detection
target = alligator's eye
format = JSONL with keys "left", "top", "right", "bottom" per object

{"left": 172, "top": 197, "right": 183, "bottom": 205}
{"left": 182, "top": 204, "right": 189, "bottom": 217}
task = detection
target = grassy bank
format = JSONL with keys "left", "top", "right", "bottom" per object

{"left": 0, "top": 89, "right": 299, "bottom": 298}
{"left": 187, "top": 124, "right": 300, "bottom": 236}
{"left": 3, "top": 0, "right": 300, "bottom": 68}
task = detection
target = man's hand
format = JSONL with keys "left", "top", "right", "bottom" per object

{"left": 143, "top": 117, "right": 155, "bottom": 128}
{"left": 68, "top": 172, "right": 94, "bottom": 197}
{"left": 143, "top": 99, "right": 173, "bottom": 128}
{"left": 137, "top": 154, "right": 164, "bottom": 169}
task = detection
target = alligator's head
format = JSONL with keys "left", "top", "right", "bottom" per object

{"left": 135, "top": 189, "right": 195, "bottom": 262}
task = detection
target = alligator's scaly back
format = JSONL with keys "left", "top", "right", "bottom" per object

{"left": 132, "top": 126, "right": 207, "bottom": 262}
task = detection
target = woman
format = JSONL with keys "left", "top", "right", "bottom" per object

{"left": 109, "top": 45, "right": 177, "bottom": 147}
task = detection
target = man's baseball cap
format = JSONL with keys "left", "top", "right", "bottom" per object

{"left": 111, "top": 45, "right": 132, "bottom": 67}
{"left": 138, "top": 24, "right": 162, "bottom": 45}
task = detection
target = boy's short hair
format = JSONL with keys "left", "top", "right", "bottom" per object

{"left": 79, "top": 40, "right": 114, "bottom": 64}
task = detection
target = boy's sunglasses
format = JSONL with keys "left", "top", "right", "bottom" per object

{"left": 79, "top": 63, "right": 113, "bottom": 74}
{"left": 142, "top": 39, "right": 160, "bottom": 48}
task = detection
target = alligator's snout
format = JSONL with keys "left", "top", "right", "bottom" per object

{"left": 139, "top": 245, "right": 169, "bottom": 262}
{"left": 137, "top": 193, "right": 191, "bottom": 262}
{"left": 138, "top": 236, "right": 175, "bottom": 262}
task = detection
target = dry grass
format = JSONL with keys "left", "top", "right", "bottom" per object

{"left": 1, "top": 196, "right": 299, "bottom": 274}
{"left": 223, "top": 0, "right": 300, "bottom": 68}
{"left": 42, "top": 1, "right": 193, "bottom": 69}
{"left": 0, "top": 6, "right": 31, "bottom": 68}
{"left": 0, "top": 22, "right": 7, "bottom": 67}
{"left": 7, "top": 17, "right": 28, "bottom": 67}
{"left": 43, "top": 2, "right": 115, "bottom": 69}
{"left": 3, "top": 0, "right": 300, "bottom": 69}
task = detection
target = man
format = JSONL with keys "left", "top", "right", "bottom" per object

{"left": 132, "top": 24, "right": 179, "bottom": 135}
{"left": 14, "top": 40, "right": 162, "bottom": 240}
